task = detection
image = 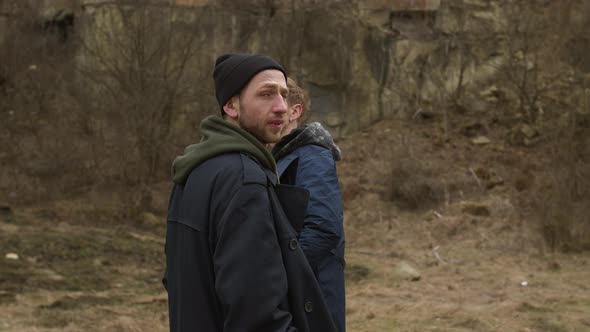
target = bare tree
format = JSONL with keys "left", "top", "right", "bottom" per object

{"left": 76, "top": 0, "right": 207, "bottom": 195}
{"left": 498, "top": 0, "right": 554, "bottom": 123}
{"left": 528, "top": 0, "right": 590, "bottom": 252}
{"left": 72, "top": 0, "right": 212, "bottom": 212}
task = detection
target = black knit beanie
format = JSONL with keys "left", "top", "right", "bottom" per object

{"left": 213, "top": 54, "right": 287, "bottom": 111}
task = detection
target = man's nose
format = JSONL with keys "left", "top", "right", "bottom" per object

{"left": 272, "top": 95, "right": 288, "bottom": 113}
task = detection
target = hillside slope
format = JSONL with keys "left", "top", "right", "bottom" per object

{"left": 2, "top": 109, "right": 589, "bottom": 331}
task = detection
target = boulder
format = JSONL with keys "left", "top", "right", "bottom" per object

{"left": 141, "top": 212, "right": 162, "bottom": 227}
{"left": 461, "top": 202, "right": 491, "bottom": 217}
{"left": 472, "top": 136, "right": 491, "bottom": 145}
{"left": 395, "top": 261, "right": 421, "bottom": 281}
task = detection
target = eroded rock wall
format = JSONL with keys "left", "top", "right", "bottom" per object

{"left": 30, "top": 0, "right": 590, "bottom": 136}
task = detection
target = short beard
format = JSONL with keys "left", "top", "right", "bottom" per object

{"left": 236, "top": 97, "right": 275, "bottom": 144}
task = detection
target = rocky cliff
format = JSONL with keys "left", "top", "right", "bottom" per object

{"left": 8, "top": 0, "right": 585, "bottom": 137}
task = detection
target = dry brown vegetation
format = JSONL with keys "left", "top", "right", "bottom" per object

{"left": 1, "top": 0, "right": 590, "bottom": 331}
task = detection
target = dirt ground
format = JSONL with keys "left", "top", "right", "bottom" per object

{"left": 1, "top": 115, "right": 589, "bottom": 332}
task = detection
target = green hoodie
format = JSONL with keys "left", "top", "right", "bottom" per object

{"left": 172, "top": 115, "right": 277, "bottom": 184}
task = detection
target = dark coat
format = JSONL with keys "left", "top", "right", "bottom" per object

{"left": 273, "top": 124, "right": 346, "bottom": 332}
{"left": 164, "top": 152, "right": 337, "bottom": 332}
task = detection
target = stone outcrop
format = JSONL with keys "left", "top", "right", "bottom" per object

{"left": 12, "top": 0, "right": 589, "bottom": 136}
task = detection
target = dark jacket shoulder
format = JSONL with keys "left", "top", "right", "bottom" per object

{"left": 168, "top": 153, "right": 274, "bottom": 232}
{"left": 189, "top": 153, "right": 271, "bottom": 186}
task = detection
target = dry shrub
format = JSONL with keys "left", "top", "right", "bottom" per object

{"left": 532, "top": 110, "right": 590, "bottom": 252}
{"left": 386, "top": 139, "right": 446, "bottom": 211}
{"left": 75, "top": 0, "right": 208, "bottom": 183}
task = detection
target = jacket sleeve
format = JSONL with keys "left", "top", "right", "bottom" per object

{"left": 214, "top": 183, "right": 297, "bottom": 332}
{"left": 296, "top": 146, "right": 343, "bottom": 267}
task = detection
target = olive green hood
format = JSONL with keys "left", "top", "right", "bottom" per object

{"left": 172, "top": 115, "right": 277, "bottom": 184}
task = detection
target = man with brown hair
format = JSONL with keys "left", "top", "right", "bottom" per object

{"left": 272, "top": 78, "right": 346, "bottom": 332}
{"left": 285, "top": 78, "right": 312, "bottom": 124}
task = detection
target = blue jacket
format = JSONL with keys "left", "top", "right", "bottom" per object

{"left": 273, "top": 123, "right": 346, "bottom": 332}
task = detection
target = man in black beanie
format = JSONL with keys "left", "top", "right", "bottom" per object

{"left": 164, "top": 54, "right": 338, "bottom": 332}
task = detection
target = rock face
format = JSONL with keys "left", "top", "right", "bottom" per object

{"left": 14, "top": 0, "right": 590, "bottom": 136}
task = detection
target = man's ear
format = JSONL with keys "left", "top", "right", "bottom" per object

{"left": 222, "top": 96, "right": 239, "bottom": 119}
{"left": 290, "top": 104, "right": 303, "bottom": 122}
